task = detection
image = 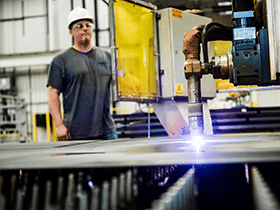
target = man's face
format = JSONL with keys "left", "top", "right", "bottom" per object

{"left": 70, "top": 20, "right": 93, "bottom": 46}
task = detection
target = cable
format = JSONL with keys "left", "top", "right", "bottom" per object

{"left": 201, "top": 22, "right": 233, "bottom": 63}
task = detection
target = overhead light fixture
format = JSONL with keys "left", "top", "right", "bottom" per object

{"left": 218, "top": 1, "right": 232, "bottom": 7}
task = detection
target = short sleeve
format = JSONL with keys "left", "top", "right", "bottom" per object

{"left": 47, "top": 59, "right": 65, "bottom": 92}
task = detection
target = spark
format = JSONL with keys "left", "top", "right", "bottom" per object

{"left": 191, "top": 135, "right": 204, "bottom": 153}
{"left": 88, "top": 181, "right": 94, "bottom": 189}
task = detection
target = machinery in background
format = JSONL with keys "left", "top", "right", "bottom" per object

{"left": 110, "top": 0, "right": 216, "bottom": 137}
{"left": 211, "top": 106, "right": 280, "bottom": 134}
{"left": 0, "top": 76, "right": 27, "bottom": 143}
{"left": 0, "top": 94, "right": 27, "bottom": 143}
{"left": 184, "top": 0, "right": 280, "bottom": 135}
{"left": 199, "top": 0, "right": 273, "bottom": 85}
{"left": 110, "top": 0, "right": 280, "bottom": 137}
{"left": 113, "top": 112, "right": 168, "bottom": 138}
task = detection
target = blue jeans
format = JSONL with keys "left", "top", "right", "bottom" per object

{"left": 101, "top": 130, "right": 118, "bottom": 140}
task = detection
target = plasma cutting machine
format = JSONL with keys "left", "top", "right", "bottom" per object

{"left": 2, "top": 1, "right": 280, "bottom": 210}
{"left": 110, "top": 0, "right": 280, "bottom": 137}
{"left": 110, "top": 0, "right": 215, "bottom": 137}
{"left": 184, "top": 0, "right": 280, "bottom": 136}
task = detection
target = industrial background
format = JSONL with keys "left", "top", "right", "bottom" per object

{"left": 1, "top": 0, "right": 276, "bottom": 143}
{"left": 1, "top": 0, "right": 280, "bottom": 210}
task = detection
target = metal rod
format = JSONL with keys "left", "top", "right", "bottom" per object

{"left": 90, "top": 186, "right": 100, "bottom": 210}
{"left": 56, "top": 176, "right": 64, "bottom": 206}
{"left": 126, "top": 170, "right": 132, "bottom": 203}
{"left": 110, "top": 177, "right": 118, "bottom": 210}
{"left": 187, "top": 75, "right": 201, "bottom": 103}
{"left": 45, "top": 0, "right": 50, "bottom": 51}
{"left": 71, "top": 0, "right": 74, "bottom": 45}
{"left": 28, "top": 68, "right": 33, "bottom": 142}
{"left": 15, "top": 189, "right": 24, "bottom": 210}
{"left": 118, "top": 173, "right": 126, "bottom": 209}
{"left": 252, "top": 166, "right": 280, "bottom": 210}
{"left": 78, "top": 193, "right": 88, "bottom": 210}
{"left": 148, "top": 102, "right": 151, "bottom": 138}
{"left": 0, "top": 194, "right": 6, "bottom": 210}
{"left": 0, "top": 176, "right": 6, "bottom": 209}
{"left": 187, "top": 75, "right": 203, "bottom": 135}
{"left": 218, "top": 85, "right": 280, "bottom": 93}
{"left": 44, "top": 180, "right": 52, "bottom": 210}
{"left": 102, "top": 0, "right": 109, "bottom": 6}
{"left": 0, "top": 15, "right": 46, "bottom": 22}
{"left": 32, "top": 114, "right": 37, "bottom": 142}
{"left": 46, "top": 113, "right": 52, "bottom": 142}
{"left": 52, "top": 119, "right": 58, "bottom": 142}
{"left": 94, "top": 0, "right": 99, "bottom": 46}
{"left": 150, "top": 168, "right": 196, "bottom": 210}
{"left": 21, "top": 0, "right": 25, "bottom": 36}
{"left": 101, "top": 181, "right": 109, "bottom": 210}
{"left": 10, "top": 175, "right": 17, "bottom": 208}
{"left": 65, "top": 173, "right": 75, "bottom": 210}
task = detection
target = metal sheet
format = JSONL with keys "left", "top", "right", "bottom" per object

{"left": 1, "top": 134, "right": 280, "bottom": 170}
{"left": 152, "top": 100, "right": 189, "bottom": 137}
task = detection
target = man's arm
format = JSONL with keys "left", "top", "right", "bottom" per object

{"left": 48, "top": 86, "right": 71, "bottom": 140}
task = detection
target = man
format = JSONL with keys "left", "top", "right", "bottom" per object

{"left": 47, "top": 7, "right": 117, "bottom": 141}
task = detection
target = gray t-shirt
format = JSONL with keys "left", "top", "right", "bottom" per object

{"left": 47, "top": 47, "right": 115, "bottom": 139}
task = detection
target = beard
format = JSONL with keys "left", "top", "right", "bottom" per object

{"left": 78, "top": 38, "right": 90, "bottom": 47}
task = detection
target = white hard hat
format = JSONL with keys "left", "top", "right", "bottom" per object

{"left": 68, "top": 6, "right": 94, "bottom": 29}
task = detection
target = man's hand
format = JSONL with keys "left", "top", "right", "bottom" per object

{"left": 56, "top": 124, "right": 71, "bottom": 141}
{"left": 48, "top": 86, "right": 71, "bottom": 141}
{"left": 182, "top": 25, "right": 204, "bottom": 60}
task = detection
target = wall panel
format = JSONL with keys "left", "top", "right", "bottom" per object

{"left": 97, "top": 0, "right": 109, "bottom": 30}
{"left": 17, "top": 18, "right": 47, "bottom": 53}
{"left": 0, "top": 0, "right": 47, "bottom": 54}
{"left": 48, "top": 0, "right": 72, "bottom": 51}
{"left": 98, "top": 31, "right": 109, "bottom": 47}
{"left": 24, "top": 0, "right": 46, "bottom": 16}
{"left": 1, "top": 21, "right": 16, "bottom": 54}
{"left": 1, "top": 0, "right": 22, "bottom": 19}
{"left": 1, "top": 0, "right": 111, "bottom": 54}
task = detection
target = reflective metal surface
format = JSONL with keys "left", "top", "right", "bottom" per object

{"left": 252, "top": 166, "right": 280, "bottom": 210}
{"left": 1, "top": 134, "right": 280, "bottom": 170}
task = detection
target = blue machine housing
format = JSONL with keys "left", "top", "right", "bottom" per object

{"left": 232, "top": 0, "right": 271, "bottom": 85}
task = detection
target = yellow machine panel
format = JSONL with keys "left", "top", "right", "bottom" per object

{"left": 213, "top": 41, "right": 234, "bottom": 90}
{"left": 113, "top": 0, "right": 158, "bottom": 100}
{"left": 213, "top": 41, "right": 232, "bottom": 57}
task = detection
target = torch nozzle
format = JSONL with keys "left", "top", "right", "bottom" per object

{"left": 187, "top": 75, "right": 204, "bottom": 135}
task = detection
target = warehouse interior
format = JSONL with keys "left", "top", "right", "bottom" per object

{"left": 0, "top": 0, "right": 238, "bottom": 143}
{"left": 1, "top": 0, "right": 280, "bottom": 209}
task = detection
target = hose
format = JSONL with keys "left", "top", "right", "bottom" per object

{"left": 201, "top": 22, "right": 233, "bottom": 63}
